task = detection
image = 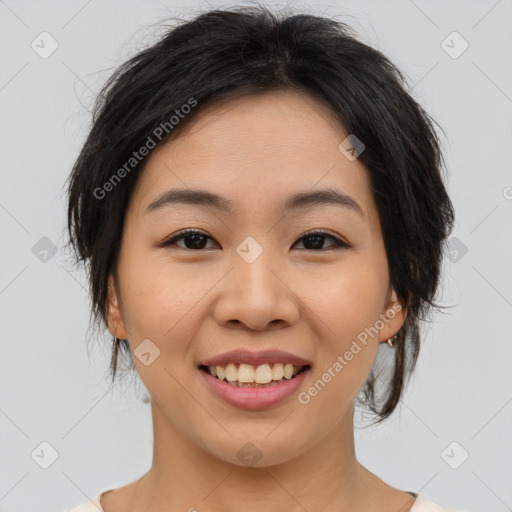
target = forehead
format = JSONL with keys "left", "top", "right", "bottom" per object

{"left": 130, "top": 90, "right": 374, "bottom": 221}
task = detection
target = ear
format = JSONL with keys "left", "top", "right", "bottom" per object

{"left": 378, "top": 287, "right": 407, "bottom": 344}
{"left": 106, "top": 274, "right": 129, "bottom": 340}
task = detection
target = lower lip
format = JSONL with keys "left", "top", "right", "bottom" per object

{"left": 199, "top": 367, "right": 310, "bottom": 410}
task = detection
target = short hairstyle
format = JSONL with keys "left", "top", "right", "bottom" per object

{"left": 65, "top": 5, "right": 455, "bottom": 423}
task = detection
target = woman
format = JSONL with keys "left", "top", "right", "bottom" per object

{"left": 66, "top": 6, "right": 466, "bottom": 512}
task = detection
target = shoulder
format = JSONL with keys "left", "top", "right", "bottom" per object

{"left": 412, "top": 495, "right": 470, "bottom": 512}
{"left": 67, "top": 492, "right": 105, "bottom": 512}
{"left": 67, "top": 491, "right": 471, "bottom": 512}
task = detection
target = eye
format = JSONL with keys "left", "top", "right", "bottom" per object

{"left": 161, "top": 228, "right": 217, "bottom": 250}
{"left": 160, "top": 228, "right": 349, "bottom": 251}
{"left": 293, "top": 229, "right": 349, "bottom": 250}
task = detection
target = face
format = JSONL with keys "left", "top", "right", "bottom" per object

{"left": 107, "top": 90, "right": 406, "bottom": 467}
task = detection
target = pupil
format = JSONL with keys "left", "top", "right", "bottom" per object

{"left": 304, "top": 235, "right": 323, "bottom": 249}
{"left": 186, "top": 234, "right": 206, "bottom": 249}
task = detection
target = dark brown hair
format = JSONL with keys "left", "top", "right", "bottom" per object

{"left": 65, "top": 5, "right": 455, "bottom": 423}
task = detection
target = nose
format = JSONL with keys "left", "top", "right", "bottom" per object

{"left": 212, "top": 251, "right": 300, "bottom": 332}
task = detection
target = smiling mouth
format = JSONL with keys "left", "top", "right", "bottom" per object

{"left": 198, "top": 363, "right": 310, "bottom": 387}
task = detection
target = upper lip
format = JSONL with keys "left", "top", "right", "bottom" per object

{"left": 199, "top": 349, "right": 312, "bottom": 368}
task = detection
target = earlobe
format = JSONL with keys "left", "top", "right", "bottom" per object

{"left": 107, "top": 275, "right": 129, "bottom": 340}
{"left": 378, "top": 289, "right": 407, "bottom": 344}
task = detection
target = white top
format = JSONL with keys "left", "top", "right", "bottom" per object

{"left": 67, "top": 490, "right": 470, "bottom": 512}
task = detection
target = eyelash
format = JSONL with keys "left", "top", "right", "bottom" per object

{"left": 160, "top": 228, "right": 350, "bottom": 251}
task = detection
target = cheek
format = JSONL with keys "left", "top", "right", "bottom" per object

{"left": 118, "top": 248, "right": 203, "bottom": 336}
{"left": 303, "top": 260, "right": 386, "bottom": 332}
{"left": 300, "top": 263, "right": 384, "bottom": 380}
{"left": 115, "top": 251, "right": 228, "bottom": 398}
{"left": 116, "top": 254, "right": 203, "bottom": 390}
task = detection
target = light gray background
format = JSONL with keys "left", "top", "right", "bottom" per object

{"left": 1, "top": 1, "right": 511, "bottom": 511}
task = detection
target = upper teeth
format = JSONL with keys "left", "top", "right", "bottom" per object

{"left": 207, "top": 363, "right": 303, "bottom": 383}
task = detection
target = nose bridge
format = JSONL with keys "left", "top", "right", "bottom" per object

{"left": 233, "top": 237, "right": 281, "bottom": 301}
{"left": 213, "top": 236, "right": 298, "bottom": 330}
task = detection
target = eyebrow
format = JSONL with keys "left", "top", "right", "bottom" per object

{"left": 144, "top": 187, "right": 364, "bottom": 217}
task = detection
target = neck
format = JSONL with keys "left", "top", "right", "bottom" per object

{"left": 131, "top": 401, "right": 380, "bottom": 512}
